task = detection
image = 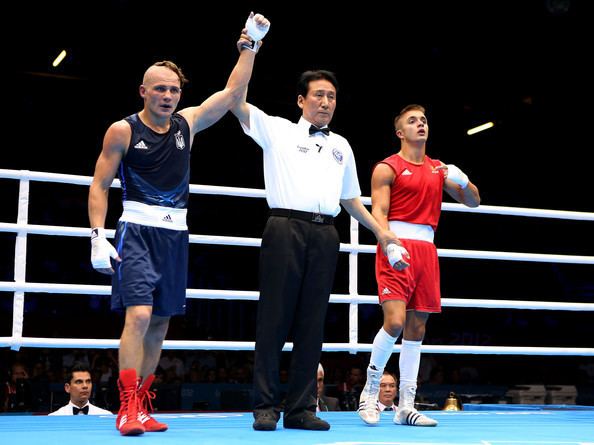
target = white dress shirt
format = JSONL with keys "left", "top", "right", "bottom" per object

{"left": 378, "top": 400, "right": 397, "bottom": 412}
{"left": 49, "top": 401, "right": 112, "bottom": 416}
{"left": 241, "top": 104, "right": 361, "bottom": 216}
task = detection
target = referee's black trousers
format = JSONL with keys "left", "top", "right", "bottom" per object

{"left": 253, "top": 215, "right": 339, "bottom": 419}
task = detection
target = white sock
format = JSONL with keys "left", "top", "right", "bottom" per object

{"left": 399, "top": 339, "right": 422, "bottom": 387}
{"left": 369, "top": 327, "right": 398, "bottom": 371}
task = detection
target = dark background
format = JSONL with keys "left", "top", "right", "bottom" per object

{"left": 2, "top": 0, "right": 593, "bottom": 393}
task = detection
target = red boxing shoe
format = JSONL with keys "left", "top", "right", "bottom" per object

{"left": 137, "top": 374, "right": 168, "bottom": 432}
{"left": 116, "top": 369, "right": 145, "bottom": 436}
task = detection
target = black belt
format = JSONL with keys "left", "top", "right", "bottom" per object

{"left": 269, "top": 208, "right": 334, "bottom": 225}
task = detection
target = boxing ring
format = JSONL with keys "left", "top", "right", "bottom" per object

{"left": 1, "top": 409, "right": 594, "bottom": 445}
{"left": 1, "top": 168, "right": 594, "bottom": 444}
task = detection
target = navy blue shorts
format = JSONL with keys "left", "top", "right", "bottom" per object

{"left": 111, "top": 221, "right": 189, "bottom": 316}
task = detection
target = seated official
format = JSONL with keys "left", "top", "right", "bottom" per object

{"left": 49, "top": 364, "right": 112, "bottom": 416}
{"left": 317, "top": 363, "right": 340, "bottom": 412}
{"left": 378, "top": 371, "right": 398, "bottom": 412}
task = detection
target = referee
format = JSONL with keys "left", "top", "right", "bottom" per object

{"left": 232, "top": 69, "right": 397, "bottom": 431}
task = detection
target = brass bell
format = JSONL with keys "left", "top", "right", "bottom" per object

{"left": 443, "top": 392, "right": 462, "bottom": 411}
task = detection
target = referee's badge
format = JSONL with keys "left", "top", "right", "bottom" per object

{"left": 332, "top": 148, "right": 343, "bottom": 164}
{"left": 175, "top": 130, "right": 186, "bottom": 150}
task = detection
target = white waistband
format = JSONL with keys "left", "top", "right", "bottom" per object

{"left": 389, "top": 220, "right": 434, "bottom": 243}
{"left": 120, "top": 201, "right": 188, "bottom": 231}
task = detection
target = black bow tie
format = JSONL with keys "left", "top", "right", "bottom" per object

{"left": 309, "top": 125, "right": 330, "bottom": 136}
{"left": 73, "top": 405, "right": 89, "bottom": 415}
{"left": 384, "top": 406, "right": 394, "bottom": 411}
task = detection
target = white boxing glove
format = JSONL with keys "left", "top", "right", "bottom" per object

{"left": 446, "top": 164, "right": 469, "bottom": 189}
{"left": 386, "top": 243, "right": 409, "bottom": 267}
{"left": 244, "top": 13, "right": 270, "bottom": 52}
{"left": 91, "top": 228, "right": 119, "bottom": 270}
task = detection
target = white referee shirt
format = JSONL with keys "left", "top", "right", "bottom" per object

{"left": 49, "top": 401, "right": 112, "bottom": 416}
{"left": 241, "top": 104, "right": 361, "bottom": 217}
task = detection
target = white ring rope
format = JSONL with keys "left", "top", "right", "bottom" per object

{"left": 1, "top": 169, "right": 593, "bottom": 354}
{"left": 0, "top": 337, "right": 592, "bottom": 356}
{"left": 1, "top": 282, "right": 593, "bottom": 312}
{"left": 1, "top": 224, "right": 593, "bottom": 265}
{"left": 3, "top": 168, "right": 594, "bottom": 220}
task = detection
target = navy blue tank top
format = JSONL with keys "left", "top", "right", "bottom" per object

{"left": 120, "top": 113, "right": 191, "bottom": 209}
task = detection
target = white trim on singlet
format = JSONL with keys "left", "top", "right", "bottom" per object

{"left": 120, "top": 200, "right": 187, "bottom": 230}
{"left": 389, "top": 220, "right": 434, "bottom": 243}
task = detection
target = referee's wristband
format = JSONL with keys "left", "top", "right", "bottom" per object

{"left": 91, "top": 227, "right": 106, "bottom": 240}
{"left": 241, "top": 40, "right": 260, "bottom": 53}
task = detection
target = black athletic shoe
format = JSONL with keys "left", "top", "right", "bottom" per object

{"left": 253, "top": 411, "right": 278, "bottom": 431}
{"left": 283, "top": 412, "right": 330, "bottom": 431}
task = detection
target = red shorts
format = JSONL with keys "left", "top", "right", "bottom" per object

{"left": 375, "top": 238, "right": 441, "bottom": 312}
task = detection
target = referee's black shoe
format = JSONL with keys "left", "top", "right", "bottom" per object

{"left": 283, "top": 411, "right": 330, "bottom": 430}
{"left": 253, "top": 411, "right": 278, "bottom": 431}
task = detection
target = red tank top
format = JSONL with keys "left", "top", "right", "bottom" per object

{"left": 377, "top": 154, "right": 444, "bottom": 230}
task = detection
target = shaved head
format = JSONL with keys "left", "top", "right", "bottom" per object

{"left": 142, "top": 66, "right": 179, "bottom": 87}
{"left": 142, "top": 60, "right": 187, "bottom": 87}
{"left": 138, "top": 60, "right": 185, "bottom": 114}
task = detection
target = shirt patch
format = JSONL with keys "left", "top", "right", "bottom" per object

{"left": 134, "top": 140, "right": 148, "bottom": 150}
{"left": 332, "top": 148, "right": 343, "bottom": 164}
{"left": 175, "top": 130, "right": 186, "bottom": 150}
{"left": 402, "top": 168, "right": 412, "bottom": 176}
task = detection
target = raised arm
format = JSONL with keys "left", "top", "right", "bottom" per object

{"left": 229, "top": 12, "right": 270, "bottom": 129}
{"left": 231, "top": 68, "right": 252, "bottom": 129}
{"left": 180, "top": 12, "right": 270, "bottom": 134}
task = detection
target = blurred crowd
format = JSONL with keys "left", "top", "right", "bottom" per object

{"left": 3, "top": 347, "right": 594, "bottom": 413}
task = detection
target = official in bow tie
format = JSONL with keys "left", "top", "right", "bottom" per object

{"left": 73, "top": 405, "right": 90, "bottom": 415}
{"left": 309, "top": 124, "right": 330, "bottom": 136}
{"left": 232, "top": 64, "right": 399, "bottom": 432}
{"left": 48, "top": 364, "right": 112, "bottom": 416}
